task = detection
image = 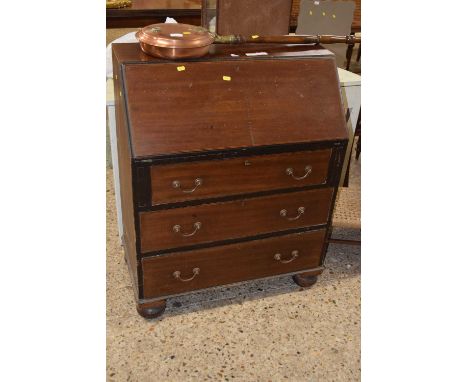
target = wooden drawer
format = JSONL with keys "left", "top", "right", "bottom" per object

{"left": 140, "top": 188, "right": 333, "bottom": 253}
{"left": 142, "top": 229, "right": 326, "bottom": 299}
{"left": 150, "top": 149, "right": 331, "bottom": 205}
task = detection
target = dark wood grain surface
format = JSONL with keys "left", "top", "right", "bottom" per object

{"left": 150, "top": 149, "right": 331, "bottom": 205}
{"left": 139, "top": 188, "right": 333, "bottom": 252}
{"left": 120, "top": 0, "right": 200, "bottom": 11}
{"left": 121, "top": 49, "right": 347, "bottom": 157}
{"left": 107, "top": 0, "right": 201, "bottom": 28}
{"left": 216, "top": 0, "right": 292, "bottom": 36}
{"left": 142, "top": 229, "right": 325, "bottom": 298}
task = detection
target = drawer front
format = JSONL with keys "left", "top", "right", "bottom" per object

{"left": 150, "top": 149, "right": 331, "bottom": 205}
{"left": 142, "top": 229, "right": 326, "bottom": 299}
{"left": 139, "top": 188, "right": 333, "bottom": 253}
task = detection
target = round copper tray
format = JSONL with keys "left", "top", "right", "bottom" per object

{"left": 136, "top": 23, "right": 214, "bottom": 59}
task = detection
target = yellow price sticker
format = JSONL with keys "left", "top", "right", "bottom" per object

{"left": 177, "top": 66, "right": 186, "bottom": 71}
{"left": 223, "top": 76, "right": 231, "bottom": 81}
{"left": 183, "top": 31, "right": 191, "bottom": 35}
{"left": 251, "top": 35, "right": 259, "bottom": 39}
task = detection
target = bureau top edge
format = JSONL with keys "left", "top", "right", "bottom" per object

{"left": 112, "top": 42, "right": 336, "bottom": 64}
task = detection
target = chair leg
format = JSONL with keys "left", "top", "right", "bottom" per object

{"left": 343, "top": 155, "right": 351, "bottom": 187}
{"left": 345, "top": 32, "right": 356, "bottom": 71}
{"left": 355, "top": 135, "right": 361, "bottom": 160}
{"left": 355, "top": 108, "right": 361, "bottom": 160}
{"left": 345, "top": 44, "right": 354, "bottom": 71}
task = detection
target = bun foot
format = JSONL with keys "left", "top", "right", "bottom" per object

{"left": 293, "top": 273, "right": 318, "bottom": 288}
{"left": 136, "top": 299, "right": 167, "bottom": 319}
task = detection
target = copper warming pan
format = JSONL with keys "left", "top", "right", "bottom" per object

{"left": 136, "top": 23, "right": 360, "bottom": 60}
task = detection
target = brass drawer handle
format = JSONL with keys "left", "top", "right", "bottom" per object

{"left": 172, "top": 178, "right": 203, "bottom": 193}
{"left": 173, "top": 267, "right": 200, "bottom": 282}
{"left": 286, "top": 165, "right": 312, "bottom": 180}
{"left": 173, "top": 222, "right": 202, "bottom": 237}
{"left": 274, "top": 250, "right": 299, "bottom": 264}
{"left": 280, "top": 206, "right": 305, "bottom": 221}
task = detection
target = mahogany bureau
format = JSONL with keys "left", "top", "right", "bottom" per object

{"left": 112, "top": 42, "right": 348, "bottom": 319}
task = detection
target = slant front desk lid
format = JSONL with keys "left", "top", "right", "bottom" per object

{"left": 113, "top": 43, "right": 348, "bottom": 158}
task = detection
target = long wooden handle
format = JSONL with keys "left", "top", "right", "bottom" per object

{"left": 214, "top": 34, "right": 360, "bottom": 45}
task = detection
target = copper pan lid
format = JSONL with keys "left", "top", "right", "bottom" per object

{"left": 136, "top": 23, "right": 214, "bottom": 49}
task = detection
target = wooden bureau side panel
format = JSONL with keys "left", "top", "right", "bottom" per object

{"left": 142, "top": 229, "right": 326, "bottom": 299}
{"left": 150, "top": 149, "right": 331, "bottom": 205}
{"left": 139, "top": 188, "right": 333, "bottom": 253}
{"left": 112, "top": 49, "right": 139, "bottom": 290}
